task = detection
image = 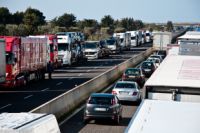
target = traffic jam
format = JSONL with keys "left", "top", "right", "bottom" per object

{"left": 1, "top": 27, "right": 200, "bottom": 132}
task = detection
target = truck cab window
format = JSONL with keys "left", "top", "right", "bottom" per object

{"left": 6, "top": 53, "right": 15, "bottom": 65}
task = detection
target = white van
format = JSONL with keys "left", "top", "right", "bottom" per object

{"left": 113, "top": 32, "right": 131, "bottom": 50}
{"left": 0, "top": 113, "right": 60, "bottom": 133}
{"left": 126, "top": 31, "right": 138, "bottom": 47}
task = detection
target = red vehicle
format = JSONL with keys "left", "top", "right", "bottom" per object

{"left": 0, "top": 36, "right": 48, "bottom": 88}
{"left": 29, "top": 35, "right": 60, "bottom": 68}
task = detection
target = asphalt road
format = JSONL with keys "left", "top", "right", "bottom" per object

{"left": 0, "top": 43, "right": 151, "bottom": 114}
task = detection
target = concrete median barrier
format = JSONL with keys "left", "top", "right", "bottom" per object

{"left": 30, "top": 48, "right": 154, "bottom": 119}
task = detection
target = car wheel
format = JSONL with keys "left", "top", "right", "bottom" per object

{"left": 83, "top": 118, "right": 90, "bottom": 124}
{"left": 114, "top": 115, "right": 120, "bottom": 125}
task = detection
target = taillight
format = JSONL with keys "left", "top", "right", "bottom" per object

{"left": 112, "top": 99, "right": 116, "bottom": 105}
{"left": 112, "top": 90, "right": 117, "bottom": 95}
{"left": 122, "top": 73, "right": 127, "bottom": 80}
{"left": 132, "top": 92, "right": 138, "bottom": 96}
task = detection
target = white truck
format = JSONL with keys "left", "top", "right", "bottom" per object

{"left": 153, "top": 31, "right": 172, "bottom": 51}
{"left": 126, "top": 31, "right": 138, "bottom": 47}
{"left": 0, "top": 39, "right": 6, "bottom": 84}
{"left": 178, "top": 31, "right": 200, "bottom": 56}
{"left": 113, "top": 32, "right": 131, "bottom": 50}
{"left": 144, "top": 55, "right": 200, "bottom": 102}
{"left": 56, "top": 32, "right": 76, "bottom": 66}
{"left": 125, "top": 99, "right": 200, "bottom": 133}
{"left": 0, "top": 113, "right": 60, "bottom": 133}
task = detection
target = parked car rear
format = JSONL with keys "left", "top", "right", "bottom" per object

{"left": 112, "top": 81, "right": 141, "bottom": 102}
{"left": 122, "top": 68, "right": 145, "bottom": 87}
{"left": 140, "top": 61, "right": 157, "bottom": 77}
{"left": 84, "top": 93, "right": 123, "bottom": 124}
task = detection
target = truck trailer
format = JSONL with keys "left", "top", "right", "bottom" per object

{"left": 125, "top": 99, "right": 200, "bottom": 133}
{"left": 0, "top": 113, "right": 60, "bottom": 133}
{"left": 0, "top": 36, "right": 48, "bottom": 88}
{"left": 144, "top": 55, "right": 200, "bottom": 102}
{"left": 0, "top": 39, "right": 6, "bottom": 84}
{"left": 153, "top": 32, "right": 172, "bottom": 51}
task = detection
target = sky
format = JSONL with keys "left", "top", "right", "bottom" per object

{"left": 0, "top": 0, "right": 200, "bottom": 23}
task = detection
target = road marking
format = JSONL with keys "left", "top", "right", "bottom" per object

{"left": 87, "top": 70, "right": 90, "bottom": 72}
{"left": 94, "top": 67, "right": 98, "bottom": 69}
{"left": 0, "top": 104, "right": 12, "bottom": 110}
{"left": 56, "top": 82, "right": 63, "bottom": 86}
{"left": 78, "top": 74, "right": 82, "bottom": 76}
{"left": 24, "top": 95, "right": 33, "bottom": 99}
{"left": 42, "top": 88, "right": 49, "bottom": 91}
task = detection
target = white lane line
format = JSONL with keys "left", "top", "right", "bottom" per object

{"left": 87, "top": 70, "right": 90, "bottom": 72}
{"left": 78, "top": 74, "right": 82, "bottom": 76}
{"left": 42, "top": 88, "right": 49, "bottom": 92}
{"left": 0, "top": 104, "right": 12, "bottom": 110}
{"left": 94, "top": 67, "right": 98, "bottom": 69}
{"left": 56, "top": 82, "right": 63, "bottom": 86}
{"left": 24, "top": 95, "right": 33, "bottom": 99}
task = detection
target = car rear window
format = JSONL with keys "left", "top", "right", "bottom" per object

{"left": 88, "top": 97, "right": 112, "bottom": 105}
{"left": 125, "top": 69, "right": 140, "bottom": 76}
{"left": 142, "top": 62, "right": 153, "bottom": 68}
{"left": 115, "top": 83, "right": 136, "bottom": 89}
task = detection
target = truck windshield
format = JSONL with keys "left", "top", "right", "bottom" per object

{"left": 107, "top": 39, "right": 115, "bottom": 45}
{"left": 58, "top": 43, "right": 69, "bottom": 51}
{"left": 84, "top": 43, "right": 97, "bottom": 49}
{"left": 6, "top": 52, "right": 15, "bottom": 65}
{"left": 50, "top": 45, "right": 54, "bottom": 52}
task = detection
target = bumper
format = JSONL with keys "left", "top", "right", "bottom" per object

{"left": 117, "top": 95, "right": 140, "bottom": 102}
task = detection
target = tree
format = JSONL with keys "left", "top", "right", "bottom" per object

{"left": 166, "top": 21, "right": 174, "bottom": 32}
{"left": 0, "top": 24, "right": 8, "bottom": 35}
{"left": 101, "top": 15, "right": 114, "bottom": 28}
{"left": 12, "top": 11, "right": 24, "bottom": 24}
{"left": 55, "top": 13, "right": 76, "bottom": 28}
{"left": 120, "top": 18, "right": 136, "bottom": 31}
{"left": 0, "top": 7, "right": 12, "bottom": 24}
{"left": 135, "top": 20, "right": 144, "bottom": 30}
{"left": 23, "top": 7, "right": 46, "bottom": 26}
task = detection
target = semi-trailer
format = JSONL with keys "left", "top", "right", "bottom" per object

{"left": 0, "top": 36, "right": 48, "bottom": 88}
{"left": 0, "top": 113, "right": 60, "bottom": 133}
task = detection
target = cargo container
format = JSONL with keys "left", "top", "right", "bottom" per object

{"left": 144, "top": 55, "right": 200, "bottom": 102}
{"left": 178, "top": 31, "right": 200, "bottom": 56}
{"left": 0, "top": 36, "right": 48, "bottom": 88}
{"left": 0, "top": 39, "right": 6, "bottom": 84}
{"left": 29, "top": 35, "right": 60, "bottom": 68}
{"left": 125, "top": 99, "right": 200, "bottom": 133}
{"left": 153, "top": 32, "right": 172, "bottom": 50}
{"left": 0, "top": 113, "right": 60, "bottom": 133}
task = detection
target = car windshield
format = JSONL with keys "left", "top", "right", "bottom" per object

{"left": 131, "top": 37, "right": 136, "bottom": 40}
{"left": 141, "top": 62, "right": 153, "bottom": 69}
{"left": 58, "top": 43, "right": 69, "bottom": 51}
{"left": 84, "top": 42, "right": 98, "bottom": 49}
{"left": 88, "top": 97, "right": 112, "bottom": 105}
{"left": 107, "top": 39, "right": 115, "bottom": 45}
{"left": 115, "top": 83, "right": 136, "bottom": 89}
{"left": 125, "top": 69, "right": 140, "bottom": 76}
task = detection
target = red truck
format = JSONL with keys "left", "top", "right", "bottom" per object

{"left": 0, "top": 36, "right": 48, "bottom": 88}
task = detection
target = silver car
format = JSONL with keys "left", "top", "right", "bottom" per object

{"left": 112, "top": 81, "right": 141, "bottom": 102}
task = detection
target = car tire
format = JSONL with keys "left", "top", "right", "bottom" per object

{"left": 114, "top": 115, "right": 120, "bottom": 125}
{"left": 83, "top": 118, "right": 90, "bottom": 124}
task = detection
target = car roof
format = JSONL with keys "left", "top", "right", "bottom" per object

{"left": 116, "top": 81, "right": 136, "bottom": 84}
{"left": 91, "top": 93, "right": 114, "bottom": 98}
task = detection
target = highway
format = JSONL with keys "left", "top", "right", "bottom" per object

{"left": 0, "top": 43, "right": 151, "bottom": 113}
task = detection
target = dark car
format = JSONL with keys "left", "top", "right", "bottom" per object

{"left": 122, "top": 68, "right": 145, "bottom": 87}
{"left": 140, "top": 61, "right": 157, "bottom": 78}
{"left": 84, "top": 93, "right": 123, "bottom": 124}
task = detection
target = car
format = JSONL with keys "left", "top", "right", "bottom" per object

{"left": 112, "top": 81, "right": 141, "bottom": 102}
{"left": 150, "top": 55, "right": 163, "bottom": 62}
{"left": 156, "top": 50, "right": 167, "bottom": 59}
{"left": 140, "top": 61, "right": 157, "bottom": 78}
{"left": 83, "top": 41, "right": 103, "bottom": 59}
{"left": 146, "top": 57, "right": 161, "bottom": 68}
{"left": 121, "top": 68, "right": 145, "bottom": 87}
{"left": 105, "top": 38, "right": 121, "bottom": 54}
{"left": 84, "top": 93, "right": 123, "bottom": 124}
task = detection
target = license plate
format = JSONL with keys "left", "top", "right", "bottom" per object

{"left": 120, "top": 91, "right": 129, "bottom": 94}
{"left": 94, "top": 108, "right": 107, "bottom": 111}
{"left": 144, "top": 69, "right": 151, "bottom": 72}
